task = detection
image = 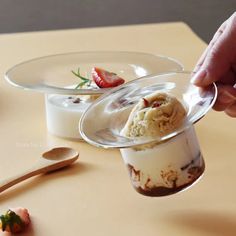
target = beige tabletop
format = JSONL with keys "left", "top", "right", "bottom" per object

{"left": 0, "top": 22, "right": 236, "bottom": 236}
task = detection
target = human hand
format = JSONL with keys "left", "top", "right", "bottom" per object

{"left": 191, "top": 12, "right": 236, "bottom": 117}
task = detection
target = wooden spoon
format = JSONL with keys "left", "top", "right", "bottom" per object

{"left": 0, "top": 147, "right": 79, "bottom": 194}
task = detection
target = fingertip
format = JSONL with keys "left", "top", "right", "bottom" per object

{"left": 213, "top": 85, "right": 236, "bottom": 115}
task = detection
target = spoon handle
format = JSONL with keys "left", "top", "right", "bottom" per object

{"left": 0, "top": 165, "right": 45, "bottom": 193}
{"left": 0, "top": 157, "right": 77, "bottom": 194}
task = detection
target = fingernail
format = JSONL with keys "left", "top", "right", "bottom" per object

{"left": 190, "top": 69, "right": 207, "bottom": 85}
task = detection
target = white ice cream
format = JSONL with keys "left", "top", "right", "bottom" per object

{"left": 121, "top": 92, "right": 186, "bottom": 138}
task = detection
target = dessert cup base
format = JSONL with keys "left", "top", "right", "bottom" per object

{"left": 130, "top": 165, "right": 205, "bottom": 197}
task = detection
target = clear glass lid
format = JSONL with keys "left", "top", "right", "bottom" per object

{"left": 4, "top": 51, "right": 183, "bottom": 95}
{"left": 79, "top": 71, "right": 217, "bottom": 148}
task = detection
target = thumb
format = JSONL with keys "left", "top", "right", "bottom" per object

{"left": 192, "top": 13, "right": 236, "bottom": 86}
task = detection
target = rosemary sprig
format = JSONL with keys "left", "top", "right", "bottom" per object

{"left": 71, "top": 68, "right": 91, "bottom": 89}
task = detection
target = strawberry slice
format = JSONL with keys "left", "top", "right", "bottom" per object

{"left": 92, "top": 67, "right": 125, "bottom": 88}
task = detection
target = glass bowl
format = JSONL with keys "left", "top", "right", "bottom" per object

{"left": 79, "top": 71, "right": 217, "bottom": 196}
{"left": 79, "top": 71, "right": 217, "bottom": 148}
{"left": 5, "top": 51, "right": 183, "bottom": 95}
{"left": 5, "top": 51, "right": 183, "bottom": 140}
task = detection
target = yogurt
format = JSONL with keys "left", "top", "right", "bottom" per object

{"left": 45, "top": 94, "right": 93, "bottom": 139}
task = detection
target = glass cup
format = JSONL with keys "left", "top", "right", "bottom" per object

{"left": 79, "top": 71, "right": 217, "bottom": 197}
{"left": 120, "top": 125, "right": 204, "bottom": 196}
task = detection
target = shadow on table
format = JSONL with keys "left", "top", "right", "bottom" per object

{"left": 166, "top": 210, "right": 236, "bottom": 236}
{"left": 0, "top": 161, "right": 94, "bottom": 202}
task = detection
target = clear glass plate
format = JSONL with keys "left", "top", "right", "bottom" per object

{"left": 4, "top": 51, "right": 183, "bottom": 95}
{"left": 79, "top": 71, "right": 217, "bottom": 148}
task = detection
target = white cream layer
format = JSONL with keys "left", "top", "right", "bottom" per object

{"left": 120, "top": 126, "right": 204, "bottom": 189}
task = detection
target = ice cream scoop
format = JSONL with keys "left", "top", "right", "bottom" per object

{"left": 121, "top": 92, "right": 186, "bottom": 137}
